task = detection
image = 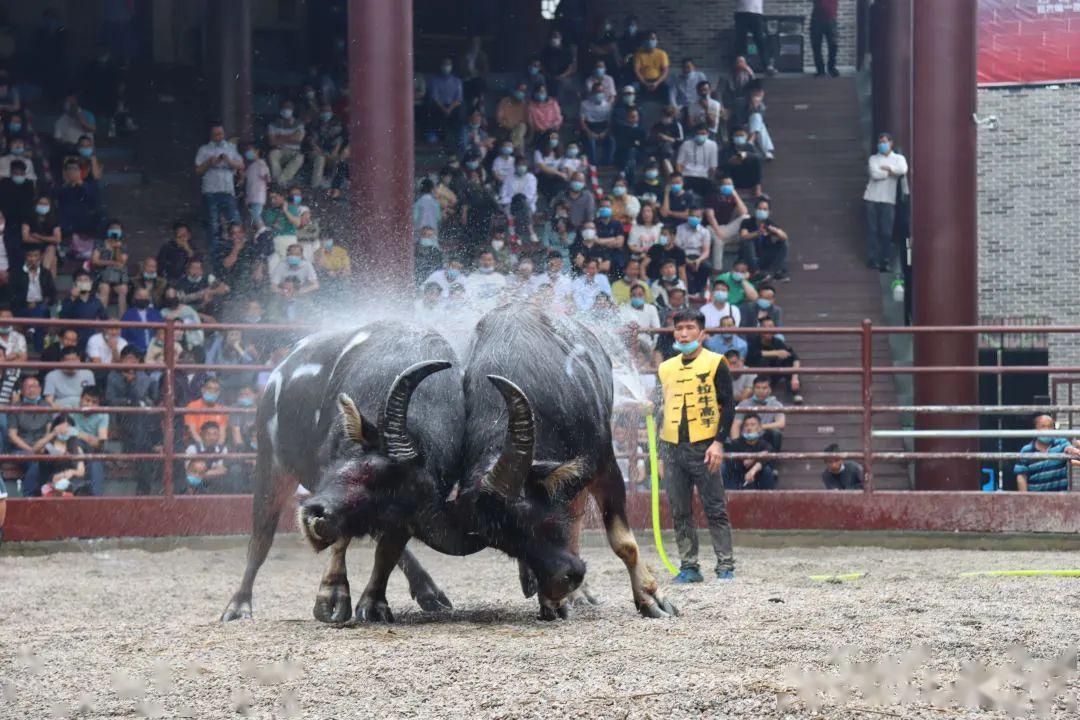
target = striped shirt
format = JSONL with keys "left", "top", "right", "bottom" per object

{"left": 1013, "top": 439, "right": 1072, "bottom": 492}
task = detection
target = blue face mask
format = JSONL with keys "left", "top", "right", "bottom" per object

{"left": 713, "top": 290, "right": 728, "bottom": 304}
{"left": 743, "top": 431, "right": 761, "bottom": 441}
{"left": 528, "top": 66, "right": 540, "bottom": 76}
{"left": 566, "top": 147, "right": 580, "bottom": 158}
{"left": 755, "top": 209, "right": 769, "bottom": 221}
{"left": 78, "top": 147, "right": 93, "bottom": 158}
{"left": 756, "top": 298, "right": 773, "bottom": 309}
{"left": 612, "top": 185, "right": 626, "bottom": 197}
{"left": 535, "top": 93, "right": 547, "bottom": 102}
{"left": 593, "top": 92, "right": 605, "bottom": 102}
{"left": 244, "top": 150, "right": 256, "bottom": 161}
{"left": 513, "top": 90, "right": 526, "bottom": 101}
{"left": 202, "top": 391, "right": 219, "bottom": 404}
{"left": 598, "top": 207, "right": 612, "bottom": 219}
{"left": 1037, "top": 435, "right": 1057, "bottom": 445}
{"left": 670, "top": 183, "right": 682, "bottom": 194}
{"left": 630, "top": 297, "right": 645, "bottom": 309}
{"left": 186, "top": 475, "right": 203, "bottom": 488}
{"left": 594, "top": 67, "right": 606, "bottom": 77}
{"left": 687, "top": 216, "right": 701, "bottom": 228}
{"left": 501, "top": 146, "right": 513, "bottom": 155}
{"left": 694, "top": 134, "right": 708, "bottom": 145}
{"left": 11, "top": 175, "right": 26, "bottom": 185}
{"left": 720, "top": 184, "right": 734, "bottom": 197}
{"left": 446, "top": 268, "right": 460, "bottom": 281}
{"left": 237, "top": 396, "right": 255, "bottom": 407}
{"left": 878, "top": 142, "right": 891, "bottom": 155}
{"left": 730, "top": 271, "right": 744, "bottom": 282}
{"left": 11, "top": 146, "right": 23, "bottom": 156}
{"left": 291, "top": 195, "right": 303, "bottom": 205}
{"left": 320, "top": 112, "right": 333, "bottom": 122}
{"left": 646, "top": 39, "right": 658, "bottom": 49}
{"left": 734, "top": 135, "right": 748, "bottom": 146}
{"left": 287, "top": 255, "right": 301, "bottom": 267}
{"left": 644, "top": 169, "right": 659, "bottom": 180}
{"left": 35, "top": 204, "right": 49, "bottom": 215}
{"left": 323, "top": 240, "right": 334, "bottom": 251}
{"left": 672, "top": 339, "right": 700, "bottom": 355}
{"left": 465, "top": 160, "right": 479, "bottom": 169}
{"left": 8, "top": 122, "right": 20, "bottom": 132}
{"left": 569, "top": 180, "right": 585, "bottom": 192}
{"left": 107, "top": 229, "right": 122, "bottom": 239}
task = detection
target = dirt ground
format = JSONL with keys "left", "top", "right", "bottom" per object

{"left": 2, "top": 535, "right": 1079, "bottom": 719}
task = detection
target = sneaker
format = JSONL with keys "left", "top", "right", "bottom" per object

{"left": 673, "top": 568, "right": 704, "bottom": 584}
{"left": 773, "top": 270, "right": 790, "bottom": 282}
{"left": 766, "top": 65, "right": 778, "bottom": 76}
{"left": 828, "top": 67, "right": 840, "bottom": 78}
{"left": 792, "top": 394, "right": 805, "bottom": 405}
{"left": 716, "top": 569, "right": 735, "bottom": 581}
{"left": 765, "top": 151, "right": 774, "bottom": 161}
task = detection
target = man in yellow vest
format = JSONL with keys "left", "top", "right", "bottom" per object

{"left": 657, "top": 307, "right": 735, "bottom": 582}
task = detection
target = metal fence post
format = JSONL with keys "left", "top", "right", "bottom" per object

{"left": 861, "top": 318, "right": 875, "bottom": 493}
{"left": 162, "top": 319, "right": 177, "bottom": 496}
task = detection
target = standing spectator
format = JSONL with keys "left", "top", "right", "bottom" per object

{"left": 633, "top": 31, "right": 671, "bottom": 102}
{"left": 746, "top": 317, "right": 803, "bottom": 403}
{"left": 194, "top": 123, "right": 244, "bottom": 260}
{"left": 705, "top": 315, "right": 748, "bottom": 359}
{"left": 677, "top": 124, "right": 719, "bottom": 199}
{"left": 613, "top": 107, "right": 647, "bottom": 184}
{"left": 1, "top": 161, "right": 36, "bottom": 271}
{"left": 427, "top": 57, "right": 464, "bottom": 144}
{"left": 242, "top": 145, "right": 270, "bottom": 229}
{"left": 811, "top": 0, "right": 841, "bottom": 77}
{"left": 675, "top": 208, "right": 712, "bottom": 296}
{"left": 23, "top": 194, "right": 62, "bottom": 276}
{"left": 90, "top": 220, "right": 130, "bottom": 316}
{"left": 619, "top": 283, "right": 661, "bottom": 366}
{"left": 43, "top": 348, "right": 95, "bottom": 407}
{"left": 105, "top": 347, "right": 159, "bottom": 495}
{"left": 733, "top": 375, "right": 786, "bottom": 449}
{"left": 556, "top": 172, "right": 596, "bottom": 230}
{"left": 86, "top": 326, "right": 128, "bottom": 365}
{"left": 10, "top": 246, "right": 56, "bottom": 352}
{"left": 579, "top": 82, "right": 614, "bottom": 166}
{"left": 306, "top": 104, "right": 345, "bottom": 189}
{"left": 822, "top": 445, "right": 864, "bottom": 489}
{"left": 571, "top": 258, "right": 612, "bottom": 311}
{"left": 461, "top": 36, "right": 490, "bottom": 112}
{"left": 722, "top": 126, "right": 764, "bottom": 198}
{"left": 671, "top": 59, "right": 709, "bottom": 112}
{"left": 650, "top": 106, "right": 685, "bottom": 177}
{"left": 1014, "top": 415, "right": 1080, "bottom": 492}
{"left": 413, "top": 178, "right": 442, "bottom": 238}
{"left": 863, "top": 132, "right": 908, "bottom": 271}
{"left": 704, "top": 176, "right": 750, "bottom": 265}
{"left": 734, "top": 1, "right": 775, "bottom": 74}
{"left": 267, "top": 100, "right": 306, "bottom": 183}
{"left": 527, "top": 85, "right": 563, "bottom": 136}
{"left": 70, "top": 387, "right": 108, "bottom": 496}
{"left": 586, "top": 17, "right": 620, "bottom": 79}
{"left": 7, "top": 375, "right": 52, "bottom": 496}
{"left": 495, "top": 84, "right": 529, "bottom": 155}
{"left": 656, "top": 308, "right": 736, "bottom": 582}
{"left": 120, "top": 287, "right": 163, "bottom": 355}
{"left": 746, "top": 87, "right": 775, "bottom": 160}
{"left": 157, "top": 221, "right": 197, "bottom": 282}
{"left": 724, "top": 413, "right": 777, "bottom": 489}
{"left": 539, "top": 30, "right": 576, "bottom": 100}
{"left": 738, "top": 197, "right": 789, "bottom": 280}
{"left": 702, "top": 281, "right": 742, "bottom": 328}
{"left": 618, "top": 16, "right": 643, "bottom": 79}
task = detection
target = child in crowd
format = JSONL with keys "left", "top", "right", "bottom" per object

{"left": 243, "top": 145, "right": 270, "bottom": 230}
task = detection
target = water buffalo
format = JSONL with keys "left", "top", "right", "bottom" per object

{"left": 455, "top": 304, "right": 677, "bottom": 619}
{"left": 220, "top": 323, "right": 471, "bottom": 623}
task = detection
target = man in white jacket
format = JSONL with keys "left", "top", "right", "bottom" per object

{"left": 863, "top": 132, "right": 908, "bottom": 272}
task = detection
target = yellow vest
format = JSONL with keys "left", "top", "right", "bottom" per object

{"left": 657, "top": 348, "right": 726, "bottom": 444}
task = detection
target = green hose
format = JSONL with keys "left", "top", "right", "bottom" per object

{"left": 646, "top": 413, "right": 680, "bottom": 576}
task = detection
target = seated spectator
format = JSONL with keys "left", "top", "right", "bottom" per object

{"left": 724, "top": 413, "right": 777, "bottom": 489}
{"left": 184, "top": 377, "right": 235, "bottom": 444}
{"left": 414, "top": 224, "right": 444, "bottom": 285}
{"left": 145, "top": 326, "right": 182, "bottom": 366}
{"left": 267, "top": 99, "right": 306, "bottom": 184}
{"left": 266, "top": 277, "right": 310, "bottom": 324}
{"left": 36, "top": 415, "right": 87, "bottom": 497}
{"left": 269, "top": 243, "right": 319, "bottom": 295}
{"left": 677, "top": 124, "right": 719, "bottom": 199}
{"left": 705, "top": 316, "right": 748, "bottom": 359}
{"left": 539, "top": 29, "right": 575, "bottom": 99}
{"left": 675, "top": 207, "right": 712, "bottom": 295}
{"left": 458, "top": 110, "right": 494, "bottom": 163}
{"left": 733, "top": 375, "right": 786, "bottom": 449}
{"left": 131, "top": 257, "right": 168, "bottom": 309}
{"left": 54, "top": 159, "right": 105, "bottom": 257}
{"left": 579, "top": 81, "right": 614, "bottom": 166}
{"left": 558, "top": 141, "right": 589, "bottom": 179}
{"left": 87, "top": 326, "right": 128, "bottom": 365}
{"left": 529, "top": 252, "right": 574, "bottom": 306}
{"left": 632, "top": 31, "right": 671, "bottom": 102}
{"left": 822, "top": 445, "right": 864, "bottom": 490}
{"left": 242, "top": 144, "right": 270, "bottom": 229}
{"left": 498, "top": 157, "right": 538, "bottom": 217}
{"left": 746, "top": 317, "right": 802, "bottom": 403}
{"left": 120, "top": 287, "right": 164, "bottom": 355}
{"left": 183, "top": 458, "right": 212, "bottom": 495}
{"left": 702, "top": 280, "right": 742, "bottom": 327}
{"left": 74, "top": 135, "right": 104, "bottom": 183}
{"left": 10, "top": 246, "right": 56, "bottom": 351}
{"left": 644, "top": 225, "right": 688, "bottom": 284}
{"left": 0, "top": 310, "right": 28, "bottom": 361}
{"left": 157, "top": 222, "right": 198, "bottom": 282}
{"left": 70, "top": 387, "right": 108, "bottom": 496}
{"left": 650, "top": 107, "right": 684, "bottom": 177}
{"left": 587, "top": 17, "right": 620, "bottom": 87}
{"left": 288, "top": 186, "right": 321, "bottom": 252}
{"left": 671, "top": 58, "right": 709, "bottom": 112}
{"left": 463, "top": 250, "right": 507, "bottom": 309}
{"left": 590, "top": 60, "right": 617, "bottom": 103}
{"left": 7, "top": 375, "right": 53, "bottom": 496}
{"left": 569, "top": 221, "right": 612, "bottom": 275}
{"left": 655, "top": 286, "right": 689, "bottom": 359}
{"left": 505, "top": 258, "right": 536, "bottom": 300}
{"left": 741, "top": 197, "right": 788, "bottom": 281}
{"left": 91, "top": 219, "right": 130, "bottom": 316}
{"left": 314, "top": 234, "right": 350, "bottom": 283}
{"left": 649, "top": 257, "right": 688, "bottom": 308}
{"left": 263, "top": 188, "right": 302, "bottom": 242}
{"left": 628, "top": 203, "right": 662, "bottom": 262}
{"left": 426, "top": 58, "right": 464, "bottom": 145}
{"left": 0, "top": 74, "right": 21, "bottom": 114}
{"left": 160, "top": 286, "right": 204, "bottom": 349}
{"left": 60, "top": 270, "right": 108, "bottom": 349}
{"left": 1014, "top": 415, "right": 1080, "bottom": 492}
{"left": 0, "top": 137, "right": 37, "bottom": 182}
{"left": 1, "top": 161, "right": 36, "bottom": 266}
{"left": 443, "top": 281, "right": 470, "bottom": 312}
{"left": 751, "top": 284, "right": 783, "bottom": 325}
{"left": 746, "top": 86, "right": 774, "bottom": 160}
{"left": 221, "top": 223, "right": 271, "bottom": 299}
{"left": 306, "top": 103, "right": 345, "bottom": 189}
{"left": 53, "top": 94, "right": 96, "bottom": 156}
{"left": 184, "top": 421, "right": 236, "bottom": 493}
{"left": 422, "top": 257, "right": 465, "bottom": 298}
{"left": 555, "top": 172, "right": 596, "bottom": 230}
{"left": 687, "top": 80, "right": 724, "bottom": 139}
{"left": 704, "top": 176, "right": 750, "bottom": 265}
{"left": 611, "top": 258, "right": 654, "bottom": 305}
{"left": 414, "top": 281, "right": 443, "bottom": 314}
{"left": 619, "top": 283, "right": 661, "bottom": 367}
{"left": 571, "top": 258, "right": 613, "bottom": 311}
{"left": 527, "top": 84, "right": 562, "bottom": 136}
{"left": 176, "top": 258, "right": 231, "bottom": 316}
{"left": 724, "top": 56, "right": 757, "bottom": 112}
{"left": 206, "top": 329, "right": 258, "bottom": 396}
{"left": 721, "top": 126, "right": 763, "bottom": 198}
{"left": 40, "top": 328, "right": 78, "bottom": 363}
{"left": 594, "top": 199, "right": 628, "bottom": 278}
{"left": 43, "top": 347, "right": 95, "bottom": 407}
{"left": 725, "top": 349, "right": 754, "bottom": 402}
{"left": 613, "top": 107, "right": 647, "bottom": 184}
{"left": 659, "top": 174, "right": 695, "bottom": 229}
{"left": 105, "top": 347, "right": 160, "bottom": 494}
{"left": 609, "top": 177, "right": 640, "bottom": 226}
{"left": 22, "top": 194, "right": 62, "bottom": 276}
{"left": 533, "top": 132, "right": 568, "bottom": 199}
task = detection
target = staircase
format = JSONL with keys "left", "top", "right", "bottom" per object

{"left": 757, "top": 76, "right": 908, "bottom": 490}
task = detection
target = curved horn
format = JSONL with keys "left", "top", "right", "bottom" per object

{"left": 379, "top": 360, "right": 452, "bottom": 463}
{"left": 483, "top": 375, "right": 535, "bottom": 499}
{"left": 336, "top": 394, "right": 367, "bottom": 445}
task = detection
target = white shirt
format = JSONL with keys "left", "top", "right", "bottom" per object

{"left": 571, "top": 273, "right": 613, "bottom": 310}
{"left": 0, "top": 154, "right": 36, "bottom": 180}
{"left": 269, "top": 258, "right": 318, "bottom": 287}
{"left": 267, "top": 119, "right": 305, "bottom": 151}
{"left": 579, "top": 96, "right": 612, "bottom": 124}
{"left": 701, "top": 301, "right": 742, "bottom": 328}
{"left": 244, "top": 159, "right": 270, "bottom": 204}
{"left": 423, "top": 269, "right": 462, "bottom": 298}
{"left": 24, "top": 266, "right": 43, "bottom": 303}
{"left": 499, "top": 172, "right": 538, "bottom": 212}
{"left": 86, "top": 333, "right": 129, "bottom": 364}
{"left": 491, "top": 155, "right": 515, "bottom": 183}
{"left": 628, "top": 222, "right": 662, "bottom": 254}
{"left": 673, "top": 70, "right": 709, "bottom": 109}
{"left": 0, "top": 329, "right": 27, "bottom": 358}
{"left": 464, "top": 270, "right": 507, "bottom": 307}
{"left": 675, "top": 223, "right": 712, "bottom": 259}
{"left": 619, "top": 303, "right": 661, "bottom": 349}
{"left": 529, "top": 272, "right": 574, "bottom": 302}
{"left": 687, "top": 97, "right": 723, "bottom": 135}
{"left": 54, "top": 113, "right": 93, "bottom": 146}
{"left": 195, "top": 141, "right": 242, "bottom": 195}
{"left": 736, "top": 0, "right": 764, "bottom": 14}
{"left": 863, "top": 151, "right": 909, "bottom": 204}
{"left": 676, "top": 138, "right": 719, "bottom": 179}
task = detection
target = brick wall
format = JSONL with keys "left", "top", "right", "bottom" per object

{"left": 585, "top": 0, "right": 857, "bottom": 72}
{"left": 976, "top": 84, "right": 1080, "bottom": 367}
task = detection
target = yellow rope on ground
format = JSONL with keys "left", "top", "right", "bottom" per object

{"left": 809, "top": 572, "right": 866, "bottom": 581}
{"left": 959, "top": 569, "right": 1080, "bottom": 578}
{"left": 646, "top": 413, "right": 680, "bottom": 576}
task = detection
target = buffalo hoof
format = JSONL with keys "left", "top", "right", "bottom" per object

{"left": 537, "top": 600, "right": 571, "bottom": 621}
{"left": 637, "top": 592, "right": 679, "bottom": 619}
{"left": 220, "top": 597, "right": 253, "bottom": 622}
{"left": 414, "top": 587, "right": 453, "bottom": 613}
{"left": 355, "top": 595, "right": 395, "bottom": 623}
{"left": 567, "top": 580, "right": 600, "bottom": 607}
{"left": 518, "top": 560, "right": 538, "bottom": 599}
{"left": 313, "top": 582, "right": 353, "bottom": 624}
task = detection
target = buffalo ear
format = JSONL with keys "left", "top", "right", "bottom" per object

{"left": 528, "top": 457, "right": 591, "bottom": 501}
{"left": 336, "top": 394, "right": 377, "bottom": 449}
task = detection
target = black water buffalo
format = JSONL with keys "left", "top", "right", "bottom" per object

{"left": 456, "top": 304, "right": 677, "bottom": 619}
{"left": 220, "top": 323, "right": 475, "bottom": 623}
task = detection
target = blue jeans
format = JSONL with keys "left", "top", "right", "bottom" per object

{"left": 14, "top": 303, "right": 50, "bottom": 352}
{"left": 15, "top": 451, "right": 41, "bottom": 496}
{"left": 865, "top": 200, "right": 895, "bottom": 267}
{"left": 585, "top": 133, "right": 615, "bottom": 166}
{"left": 202, "top": 192, "right": 241, "bottom": 267}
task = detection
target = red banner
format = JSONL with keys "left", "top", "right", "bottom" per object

{"left": 978, "top": 0, "right": 1080, "bottom": 85}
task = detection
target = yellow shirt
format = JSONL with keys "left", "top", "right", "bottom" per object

{"left": 611, "top": 279, "right": 653, "bottom": 306}
{"left": 320, "top": 246, "right": 351, "bottom": 273}
{"left": 634, "top": 48, "right": 670, "bottom": 82}
{"left": 657, "top": 348, "right": 727, "bottom": 444}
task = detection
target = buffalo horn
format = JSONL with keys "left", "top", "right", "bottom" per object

{"left": 483, "top": 375, "right": 535, "bottom": 498}
{"left": 336, "top": 394, "right": 367, "bottom": 445}
{"left": 379, "top": 360, "right": 452, "bottom": 463}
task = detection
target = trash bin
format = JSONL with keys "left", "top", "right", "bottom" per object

{"left": 763, "top": 15, "right": 805, "bottom": 73}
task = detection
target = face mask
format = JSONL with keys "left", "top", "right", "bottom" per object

{"left": 743, "top": 431, "right": 761, "bottom": 441}
{"left": 441, "top": 65, "right": 453, "bottom": 75}
{"left": 478, "top": 265, "right": 494, "bottom": 274}
{"left": 713, "top": 291, "right": 728, "bottom": 304}
{"left": 694, "top": 134, "right": 708, "bottom": 145}
{"left": 491, "top": 240, "right": 505, "bottom": 251}
{"left": 731, "top": 271, "right": 744, "bottom": 283}
{"left": 688, "top": 216, "right": 701, "bottom": 229}
{"left": 550, "top": 38, "right": 562, "bottom": 48}
{"left": 755, "top": 209, "right": 769, "bottom": 221}
{"left": 513, "top": 90, "right": 526, "bottom": 101}
{"left": 630, "top": 297, "right": 645, "bottom": 309}
{"left": 535, "top": 93, "right": 548, "bottom": 102}
{"left": 721, "top": 333, "right": 734, "bottom": 342}
{"left": 323, "top": 240, "right": 334, "bottom": 251}
{"left": 202, "top": 391, "right": 219, "bottom": 404}
{"left": 280, "top": 108, "right": 293, "bottom": 119}
{"left": 569, "top": 180, "right": 585, "bottom": 192}
{"left": 1037, "top": 435, "right": 1057, "bottom": 445}
{"left": 597, "top": 207, "right": 612, "bottom": 219}
{"left": 35, "top": 204, "right": 50, "bottom": 215}
{"left": 878, "top": 142, "right": 891, "bottom": 155}
{"left": 672, "top": 339, "right": 699, "bottom": 355}
{"left": 757, "top": 298, "right": 773, "bottom": 309}
{"left": 465, "top": 160, "right": 480, "bottom": 170}
{"left": 53, "top": 477, "right": 71, "bottom": 491}
{"left": 11, "top": 146, "right": 24, "bottom": 156}
{"left": 734, "top": 135, "right": 748, "bottom": 146}
{"left": 286, "top": 255, "right": 301, "bottom": 268}
{"left": 215, "top": 139, "right": 227, "bottom": 148}
{"left": 9, "top": 122, "right": 20, "bottom": 132}
{"left": 320, "top": 111, "right": 333, "bottom": 122}
{"left": 646, "top": 39, "right": 658, "bottom": 49}
{"left": 143, "top": 272, "right": 157, "bottom": 281}
{"left": 720, "top": 184, "right": 734, "bottom": 197}
{"left": 446, "top": 268, "right": 460, "bottom": 281}
{"left": 291, "top": 194, "right": 303, "bottom": 205}
{"left": 659, "top": 236, "right": 671, "bottom": 247}
{"left": 528, "top": 66, "right": 540, "bottom": 76}
{"left": 76, "top": 281, "right": 92, "bottom": 293}
{"left": 595, "top": 67, "right": 606, "bottom": 77}
{"left": 670, "top": 183, "right": 682, "bottom": 194}
{"left": 581, "top": 229, "right": 597, "bottom": 240}
{"left": 628, "top": 24, "right": 638, "bottom": 34}
{"left": 623, "top": 95, "right": 636, "bottom": 106}
{"left": 0, "top": 326, "right": 10, "bottom": 333}
{"left": 186, "top": 475, "right": 203, "bottom": 488}
{"left": 107, "top": 229, "right": 123, "bottom": 239}
{"left": 566, "top": 147, "right": 580, "bottom": 158}
{"left": 419, "top": 235, "right": 438, "bottom": 248}
{"left": 244, "top": 150, "right": 256, "bottom": 161}
{"left": 644, "top": 169, "right": 659, "bottom": 181}
{"left": 612, "top": 186, "right": 627, "bottom": 197}
{"left": 237, "top": 396, "right": 256, "bottom": 407}
{"left": 78, "top": 147, "right": 93, "bottom": 158}
{"left": 501, "top": 146, "right": 514, "bottom": 155}
{"left": 515, "top": 165, "right": 527, "bottom": 176}
{"left": 11, "top": 175, "right": 26, "bottom": 185}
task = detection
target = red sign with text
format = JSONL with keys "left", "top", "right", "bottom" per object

{"left": 978, "top": 0, "right": 1080, "bottom": 85}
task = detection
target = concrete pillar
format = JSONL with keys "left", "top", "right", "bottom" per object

{"left": 870, "top": 0, "right": 911, "bottom": 152}
{"left": 347, "top": 0, "right": 415, "bottom": 284}
{"left": 234, "top": 0, "right": 253, "bottom": 142}
{"left": 911, "top": 0, "right": 979, "bottom": 490}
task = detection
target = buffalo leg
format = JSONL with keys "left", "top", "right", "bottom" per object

{"left": 592, "top": 458, "right": 678, "bottom": 619}
{"left": 221, "top": 455, "right": 299, "bottom": 621}
{"left": 397, "top": 545, "right": 453, "bottom": 612}
{"left": 564, "top": 491, "right": 600, "bottom": 607}
{"left": 354, "top": 532, "right": 410, "bottom": 623}
{"left": 312, "top": 537, "right": 353, "bottom": 623}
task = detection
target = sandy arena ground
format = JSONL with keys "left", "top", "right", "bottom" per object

{"left": 2, "top": 535, "right": 1079, "bottom": 719}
